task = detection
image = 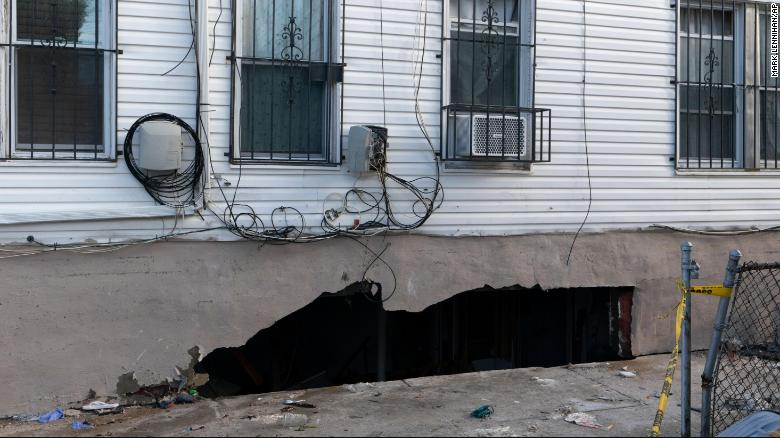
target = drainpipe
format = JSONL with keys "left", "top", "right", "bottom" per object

{"left": 700, "top": 250, "right": 742, "bottom": 437}
{"left": 196, "top": 0, "right": 212, "bottom": 205}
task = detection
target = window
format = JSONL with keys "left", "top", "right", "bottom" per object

{"left": 232, "top": 0, "right": 343, "bottom": 164}
{"left": 7, "top": 0, "right": 115, "bottom": 160}
{"left": 441, "top": 0, "right": 549, "bottom": 163}
{"left": 677, "top": 1, "right": 780, "bottom": 170}
{"left": 759, "top": 7, "right": 780, "bottom": 167}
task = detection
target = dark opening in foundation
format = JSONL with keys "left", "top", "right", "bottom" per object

{"left": 195, "top": 284, "right": 633, "bottom": 397}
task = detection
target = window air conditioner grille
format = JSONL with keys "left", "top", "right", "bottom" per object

{"left": 471, "top": 115, "right": 526, "bottom": 157}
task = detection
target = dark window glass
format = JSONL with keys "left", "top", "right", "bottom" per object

{"left": 450, "top": 31, "right": 518, "bottom": 107}
{"left": 760, "top": 13, "right": 780, "bottom": 166}
{"left": 239, "top": 0, "right": 332, "bottom": 161}
{"left": 16, "top": 47, "right": 104, "bottom": 152}
{"left": 679, "top": 6, "right": 736, "bottom": 166}
{"left": 240, "top": 64, "right": 325, "bottom": 156}
{"left": 17, "top": 0, "right": 100, "bottom": 46}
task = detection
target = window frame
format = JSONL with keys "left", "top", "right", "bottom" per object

{"left": 229, "top": 0, "right": 344, "bottom": 166}
{"left": 675, "top": 0, "right": 780, "bottom": 171}
{"left": 440, "top": 0, "right": 549, "bottom": 165}
{"left": 2, "top": 0, "right": 117, "bottom": 162}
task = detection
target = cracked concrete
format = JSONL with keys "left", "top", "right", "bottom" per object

{"left": 1, "top": 230, "right": 777, "bottom": 415}
{"left": 0, "top": 354, "right": 705, "bottom": 437}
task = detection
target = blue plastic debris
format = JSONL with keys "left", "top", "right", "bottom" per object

{"left": 71, "top": 420, "right": 93, "bottom": 430}
{"left": 174, "top": 393, "right": 195, "bottom": 404}
{"left": 470, "top": 405, "right": 494, "bottom": 419}
{"left": 37, "top": 408, "right": 64, "bottom": 424}
{"left": 720, "top": 411, "right": 780, "bottom": 437}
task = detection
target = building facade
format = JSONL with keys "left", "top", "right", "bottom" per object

{"left": 2, "top": 0, "right": 780, "bottom": 414}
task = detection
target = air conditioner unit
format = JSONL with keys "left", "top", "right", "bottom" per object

{"left": 448, "top": 113, "right": 528, "bottom": 159}
{"left": 346, "top": 125, "right": 388, "bottom": 175}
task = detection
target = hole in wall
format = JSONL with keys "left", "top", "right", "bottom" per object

{"left": 195, "top": 283, "right": 634, "bottom": 398}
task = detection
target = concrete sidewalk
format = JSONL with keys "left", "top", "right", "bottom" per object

{"left": 0, "top": 353, "right": 705, "bottom": 437}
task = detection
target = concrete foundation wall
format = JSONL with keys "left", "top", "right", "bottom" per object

{"left": 1, "top": 229, "right": 777, "bottom": 415}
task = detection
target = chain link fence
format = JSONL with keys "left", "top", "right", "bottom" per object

{"left": 710, "top": 262, "right": 780, "bottom": 435}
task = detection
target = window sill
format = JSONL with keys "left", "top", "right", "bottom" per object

{"left": 675, "top": 168, "right": 780, "bottom": 176}
{"left": 228, "top": 162, "right": 342, "bottom": 172}
{"left": 0, "top": 205, "right": 178, "bottom": 226}
{"left": 443, "top": 160, "right": 533, "bottom": 174}
{"left": 0, "top": 159, "right": 118, "bottom": 168}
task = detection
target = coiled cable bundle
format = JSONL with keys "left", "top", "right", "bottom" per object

{"left": 124, "top": 113, "right": 205, "bottom": 208}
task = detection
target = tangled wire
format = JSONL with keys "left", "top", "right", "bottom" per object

{"left": 124, "top": 113, "right": 205, "bottom": 208}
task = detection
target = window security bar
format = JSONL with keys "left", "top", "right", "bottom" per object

{"left": 677, "top": 0, "right": 780, "bottom": 170}
{"left": 8, "top": 0, "right": 115, "bottom": 161}
{"left": 440, "top": 0, "right": 550, "bottom": 163}
{"left": 230, "top": 0, "right": 345, "bottom": 165}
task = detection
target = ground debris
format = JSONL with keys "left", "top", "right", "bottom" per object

{"left": 566, "top": 362, "right": 610, "bottom": 370}
{"left": 63, "top": 409, "right": 82, "bottom": 418}
{"left": 343, "top": 383, "right": 376, "bottom": 393}
{"left": 472, "top": 426, "right": 518, "bottom": 437}
{"left": 531, "top": 377, "right": 557, "bottom": 386}
{"left": 284, "top": 399, "right": 316, "bottom": 409}
{"left": 82, "top": 401, "right": 120, "bottom": 412}
{"left": 471, "top": 405, "right": 494, "bottom": 419}
{"left": 248, "top": 413, "right": 309, "bottom": 427}
{"left": 564, "top": 412, "right": 602, "bottom": 429}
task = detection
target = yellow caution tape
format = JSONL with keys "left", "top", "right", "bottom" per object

{"left": 650, "top": 287, "right": 686, "bottom": 437}
{"left": 651, "top": 279, "right": 732, "bottom": 435}
{"left": 676, "top": 279, "right": 733, "bottom": 298}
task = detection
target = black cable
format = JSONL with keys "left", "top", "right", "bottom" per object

{"left": 13, "top": 0, "right": 445, "bottom": 307}
{"left": 566, "top": 0, "right": 592, "bottom": 266}
{"left": 123, "top": 113, "right": 205, "bottom": 208}
{"left": 209, "top": 0, "right": 224, "bottom": 67}
{"left": 161, "top": 40, "right": 194, "bottom": 76}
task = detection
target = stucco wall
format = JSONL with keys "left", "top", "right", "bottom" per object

{"left": 1, "top": 229, "right": 777, "bottom": 415}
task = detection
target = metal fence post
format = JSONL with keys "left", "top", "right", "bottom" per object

{"left": 700, "top": 250, "right": 742, "bottom": 437}
{"left": 681, "top": 242, "right": 698, "bottom": 438}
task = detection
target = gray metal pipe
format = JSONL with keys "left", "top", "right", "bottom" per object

{"left": 681, "top": 242, "right": 694, "bottom": 438}
{"left": 700, "top": 250, "right": 742, "bottom": 437}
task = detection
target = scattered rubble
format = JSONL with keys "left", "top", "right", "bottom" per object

{"left": 470, "top": 405, "right": 494, "bottom": 419}
{"left": 284, "top": 400, "right": 317, "bottom": 409}
{"left": 70, "top": 420, "right": 93, "bottom": 430}
{"left": 81, "top": 401, "right": 120, "bottom": 412}
{"left": 531, "top": 377, "right": 557, "bottom": 386}
{"left": 472, "top": 426, "right": 517, "bottom": 437}
{"left": 564, "top": 412, "right": 603, "bottom": 429}
{"left": 249, "top": 413, "right": 309, "bottom": 427}
{"left": 344, "top": 383, "right": 376, "bottom": 393}
{"left": 63, "top": 409, "right": 82, "bottom": 418}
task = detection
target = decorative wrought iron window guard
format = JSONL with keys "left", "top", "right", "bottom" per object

{"left": 230, "top": 0, "right": 345, "bottom": 165}
{"left": 440, "top": 0, "right": 550, "bottom": 163}
{"left": 5, "top": 0, "right": 117, "bottom": 161}
{"left": 677, "top": 1, "right": 780, "bottom": 170}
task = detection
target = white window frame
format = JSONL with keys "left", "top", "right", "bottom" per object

{"left": 677, "top": 1, "right": 744, "bottom": 169}
{"left": 2, "top": 0, "right": 116, "bottom": 161}
{"left": 231, "top": 0, "right": 342, "bottom": 165}
{"left": 675, "top": 0, "right": 780, "bottom": 171}
{"left": 440, "top": 0, "right": 536, "bottom": 165}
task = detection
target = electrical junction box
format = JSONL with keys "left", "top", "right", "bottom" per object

{"left": 346, "top": 125, "right": 387, "bottom": 175}
{"left": 137, "top": 121, "right": 183, "bottom": 171}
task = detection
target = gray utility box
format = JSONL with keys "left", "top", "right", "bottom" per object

{"left": 346, "top": 125, "right": 387, "bottom": 175}
{"left": 137, "top": 121, "right": 183, "bottom": 171}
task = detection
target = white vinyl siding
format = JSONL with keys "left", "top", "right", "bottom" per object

{"left": 3, "top": 0, "right": 780, "bottom": 244}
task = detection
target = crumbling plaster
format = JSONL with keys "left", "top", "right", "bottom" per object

{"left": 1, "top": 229, "right": 777, "bottom": 415}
